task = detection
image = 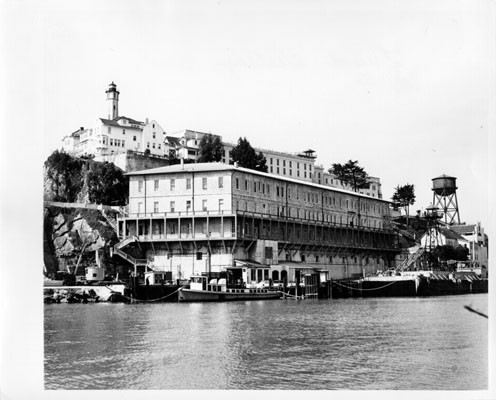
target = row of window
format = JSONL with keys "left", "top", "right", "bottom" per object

{"left": 140, "top": 177, "right": 225, "bottom": 193}
{"left": 234, "top": 177, "right": 385, "bottom": 214}
{"left": 139, "top": 198, "right": 225, "bottom": 213}
{"left": 108, "top": 138, "right": 125, "bottom": 147}
{"left": 295, "top": 254, "right": 383, "bottom": 265}
{"left": 107, "top": 127, "right": 132, "bottom": 135}
{"left": 147, "top": 142, "right": 162, "bottom": 149}
{"left": 269, "top": 158, "right": 312, "bottom": 171}
{"left": 106, "top": 125, "right": 161, "bottom": 141}
{"left": 140, "top": 219, "right": 228, "bottom": 236}
{"left": 269, "top": 166, "right": 312, "bottom": 179}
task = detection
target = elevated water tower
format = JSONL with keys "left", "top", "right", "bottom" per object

{"left": 431, "top": 174, "right": 460, "bottom": 225}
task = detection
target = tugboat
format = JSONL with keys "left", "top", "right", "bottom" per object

{"left": 178, "top": 266, "right": 282, "bottom": 302}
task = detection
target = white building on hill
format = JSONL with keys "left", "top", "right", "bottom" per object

{"left": 60, "top": 84, "right": 383, "bottom": 200}
{"left": 62, "top": 82, "right": 166, "bottom": 158}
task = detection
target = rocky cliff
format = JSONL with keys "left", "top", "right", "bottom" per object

{"left": 43, "top": 204, "right": 120, "bottom": 277}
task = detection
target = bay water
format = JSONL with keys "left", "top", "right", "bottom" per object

{"left": 44, "top": 294, "right": 488, "bottom": 390}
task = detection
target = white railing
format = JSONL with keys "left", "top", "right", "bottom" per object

{"left": 135, "top": 231, "right": 235, "bottom": 241}
{"left": 123, "top": 210, "right": 235, "bottom": 219}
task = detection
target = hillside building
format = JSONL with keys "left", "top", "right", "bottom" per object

{"left": 61, "top": 83, "right": 383, "bottom": 199}
{"left": 450, "top": 223, "right": 488, "bottom": 270}
{"left": 418, "top": 222, "right": 488, "bottom": 274}
{"left": 61, "top": 82, "right": 167, "bottom": 159}
{"left": 191, "top": 136, "right": 383, "bottom": 199}
{"left": 165, "top": 130, "right": 221, "bottom": 161}
{"left": 115, "top": 163, "right": 398, "bottom": 282}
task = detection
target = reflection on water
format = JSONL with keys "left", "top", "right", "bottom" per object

{"left": 45, "top": 294, "right": 488, "bottom": 390}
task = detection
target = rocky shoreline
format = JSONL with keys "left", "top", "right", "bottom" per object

{"left": 44, "top": 283, "right": 127, "bottom": 303}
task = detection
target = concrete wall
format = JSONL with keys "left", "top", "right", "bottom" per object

{"left": 95, "top": 151, "right": 170, "bottom": 172}
{"left": 249, "top": 240, "right": 279, "bottom": 265}
{"left": 145, "top": 246, "right": 234, "bottom": 280}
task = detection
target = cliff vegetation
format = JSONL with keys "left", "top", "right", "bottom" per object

{"left": 44, "top": 150, "right": 128, "bottom": 205}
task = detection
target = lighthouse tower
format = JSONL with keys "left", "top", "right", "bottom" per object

{"left": 105, "top": 82, "right": 120, "bottom": 119}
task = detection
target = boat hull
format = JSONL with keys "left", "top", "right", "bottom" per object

{"left": 178, "top": 288, "right": 281, "bottom": 302}
{"left": 127, "top": 284, "right": 182, "bottom": 302}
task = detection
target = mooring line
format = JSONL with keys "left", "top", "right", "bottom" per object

{"left": 105, "top": 286, "right": 182, "bottom": 303}
{"left": 331, "top": 279, "right": 398, "bottom": 291}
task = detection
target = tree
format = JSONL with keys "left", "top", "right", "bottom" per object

{"left": 392, "top": 183, "right": 416, "bottom": 225}
{"left": 197, "top": 134, "right": 224, "bottom": 162}
{"left": 255, "top": 151, "right": 268, "bottom": 173}
{"left": 428, "top": 244, "right": 469, "bottom": 270}
{"left": 454, "top": 245, "right": 469, "bottom": 261}
{"left": 44, "top": 150, "right": 83, "bottom": 202}
{"left": 328, "top": 160, "right": 369, "bottom": 192}
{"left": 86, "top": 162, "right": 128, "bottom": 205}
{"left": 230, "top": 137, "right": 268, "bottom": 172}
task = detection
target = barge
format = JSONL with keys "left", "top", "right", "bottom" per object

{"left": 331, "top": 270, "right": 488, "bottom": 298}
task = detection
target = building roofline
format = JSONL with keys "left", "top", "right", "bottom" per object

{"left": 99, "top": 117, "right": 144, "bottom": 129}
{"left": 222, "top": 142, "right": 318, "bottom": 160}
{"left": 126, "top": 162, "right": 391, "bottom": 203}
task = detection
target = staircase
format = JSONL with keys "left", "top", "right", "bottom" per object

{"left": 113, "top": 247, "right": 148, "bottom": 267}
{"left": 113, "top": 236, "right": 147, "bottom": 269}
{"left": 115, "top": 236, "right": 137, "bottom": 250}
{"left": 397, "top": 247, "right": 425, "bottom": 272}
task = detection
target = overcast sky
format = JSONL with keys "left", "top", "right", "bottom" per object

{"left": 3, "top": 0, "right": 495, "bottom": 226}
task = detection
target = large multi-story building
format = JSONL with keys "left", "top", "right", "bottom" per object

{"left": 115, "top": 162, "right": 398, "bottom": 282}
{"left": 217, "top": 139, "right": 382, "bottom": 198}
{"left": 61, "top": 82, "right": 166, "bottom": 159}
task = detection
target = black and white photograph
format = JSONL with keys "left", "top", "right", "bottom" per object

{"left": 1, "top": 0, "right": 495, "bottom": 398}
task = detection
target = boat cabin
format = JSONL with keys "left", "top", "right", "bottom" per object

{"left": 233, "top": 261, "right": 271, "bottom": 288}
{"left": 144, "top": 271, "right": 173, "bottom": 285}
{"left": 189, "top": 275, "right": 227, "bottom": 292}
{"left": 189, "top": 262, "right": 273, "bottom": 292}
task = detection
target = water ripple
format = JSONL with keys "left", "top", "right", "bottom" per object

{"left": 45, "top": 294, "right": 488, "bottom": 390}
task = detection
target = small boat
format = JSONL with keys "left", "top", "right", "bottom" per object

{"left": 178, "top": 274, "right": 282, "bottom": 302}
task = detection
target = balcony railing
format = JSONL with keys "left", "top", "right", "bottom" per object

{"left": 135, "top": 231, "right": 235, "bottom": 241}
{"left": 122, "top": 210, "right": 235, "bottom": 219}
